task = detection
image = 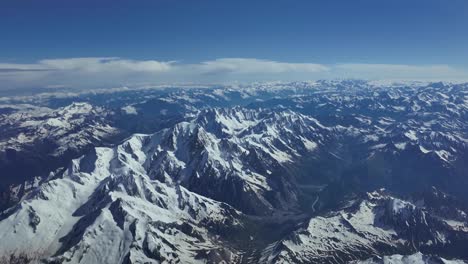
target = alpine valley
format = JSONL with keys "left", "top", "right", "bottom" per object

{"left": 0, "top": 80, "right": 467, "bottom": 263}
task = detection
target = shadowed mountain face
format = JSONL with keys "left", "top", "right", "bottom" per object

{"left": 0, "top": 80, "right": 467, "bottom": 263}
{"left": 260, "top": 189, "right": 468, "bottom": 263}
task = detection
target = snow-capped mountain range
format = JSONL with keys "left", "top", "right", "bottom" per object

{"left": 0, "top": 80, "right": 467, "bottom": 263}
{"left": 0, "top": 102, "right": 123, "bottom": 209}
{"left": 0, "top": 102, "right": 118, "bottom": 155}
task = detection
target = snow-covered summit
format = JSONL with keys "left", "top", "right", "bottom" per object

{"left": 118, "top": 107, "right": 329, "bottom": 214}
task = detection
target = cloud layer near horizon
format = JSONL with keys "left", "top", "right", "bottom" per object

{"left": 0, "top": 57, "right": 467, "bottom": 90}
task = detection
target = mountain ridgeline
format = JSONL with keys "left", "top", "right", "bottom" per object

{"left": 0, "top": 80, "right": 467, "bottom": 263}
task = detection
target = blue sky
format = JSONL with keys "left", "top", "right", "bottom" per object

{"left": 1, "top": 0, "right": 468, "bottom": 90}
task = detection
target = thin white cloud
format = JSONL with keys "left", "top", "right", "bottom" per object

{"left": 39, "top": 57, "right": 175, "bottom": 73}
{"left": 0, "top": 57, "right": 466, "bottom": 91}
{"left": 0, "top": 57, "right": 174, "bottom": 76}
{"left": 0, "top": 57, "right": 177, "bottom": 89}
{"left": 196, "top": 58, "right": 330, "bottom": 75}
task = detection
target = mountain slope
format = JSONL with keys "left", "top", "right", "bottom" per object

{"left": 0, "top": 145, "right": 244, "bottom": 263}
{"left": 135, "top": 107, "right": 329, "bottom": 214}
{"left": 0, "top": 102, "right": 122, "bottom": 193}
{"left": 259, "top": 189, "right": 468, "bottom": 264}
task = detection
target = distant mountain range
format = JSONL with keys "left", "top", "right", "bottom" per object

{"left": 0, "top": 80, "right": 467, "bottom": 263}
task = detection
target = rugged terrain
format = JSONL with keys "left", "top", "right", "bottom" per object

{"left": 0, "top": 80, "right": 467, "bottom": 263}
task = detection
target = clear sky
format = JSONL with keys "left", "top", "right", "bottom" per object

{"left": 1, "top": 0, "right": 468, "bottom": 91}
